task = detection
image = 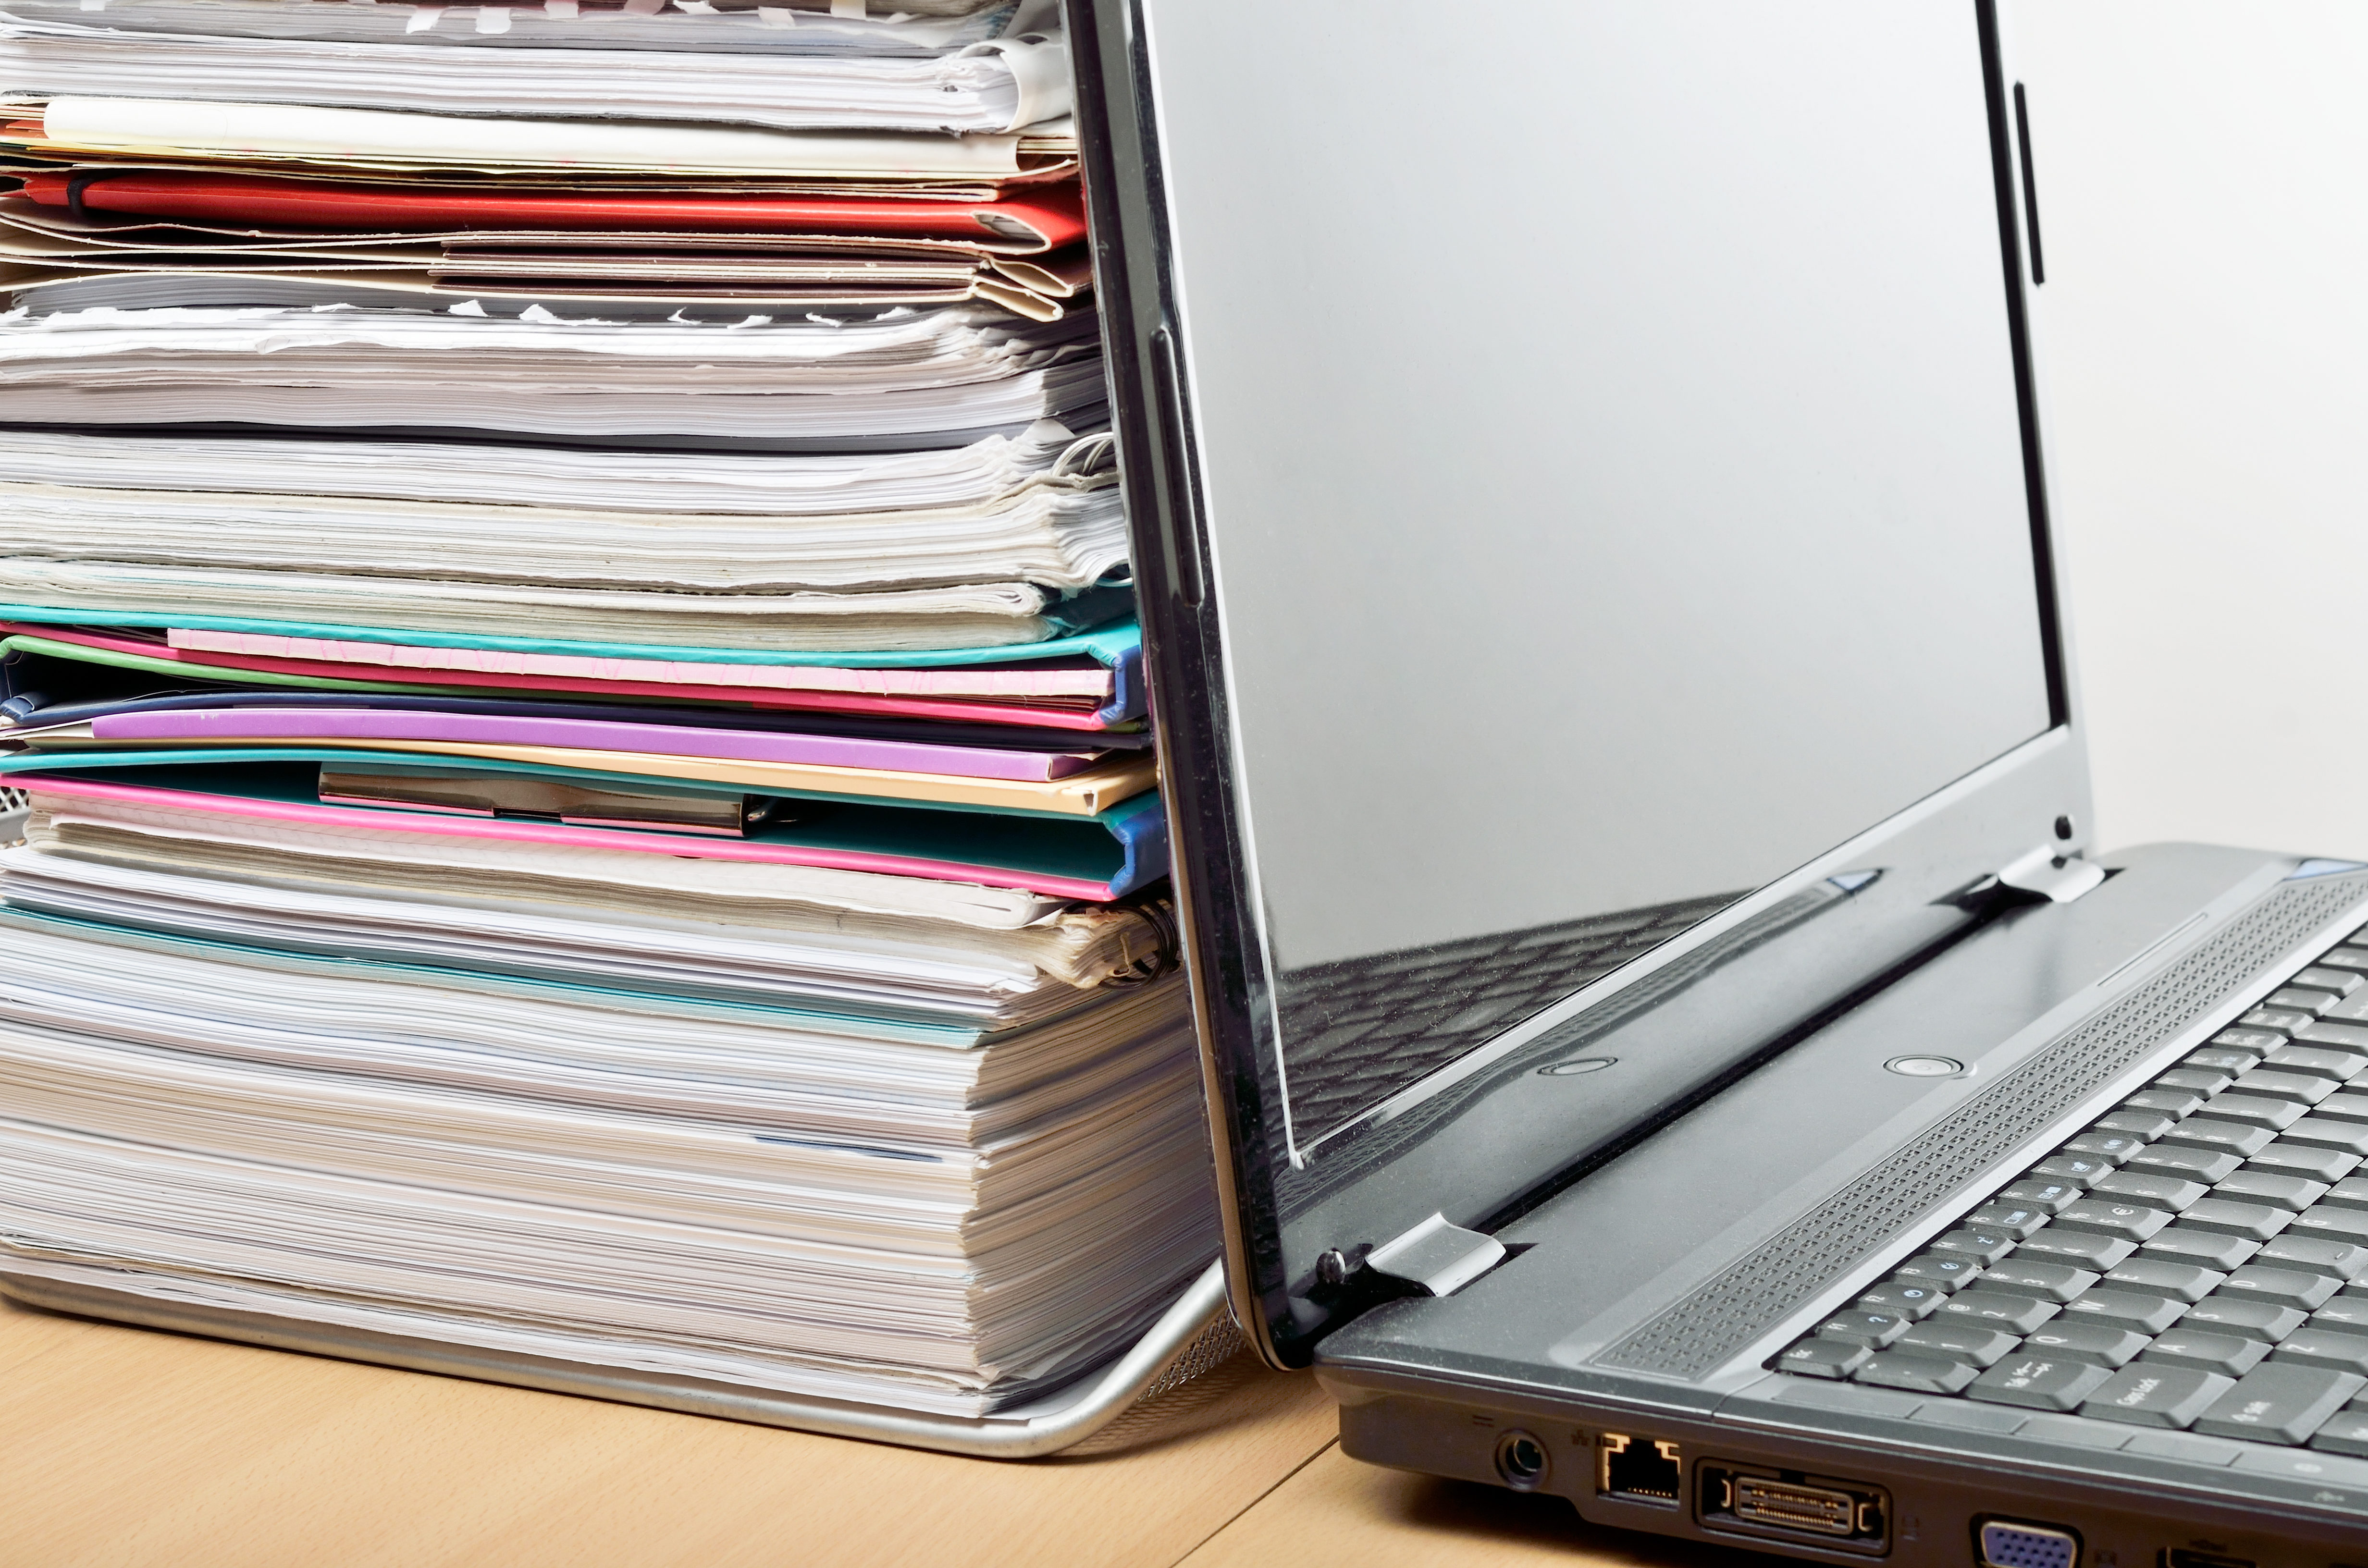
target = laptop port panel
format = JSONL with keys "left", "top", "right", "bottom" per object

{"left": 1598, "top": 1433, "right": 1681, "bottom": 1505}
{"left": 1699, "top": 1461, "right": 1888, "bottom": 1555}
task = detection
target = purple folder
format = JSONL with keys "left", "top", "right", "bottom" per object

{"left": 89, "top": 708, "right": 1111, "bottom": 782}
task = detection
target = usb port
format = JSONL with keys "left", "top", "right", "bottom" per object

{"left": 1700, "top": 1462, "right": 1887, "bottom": 1554}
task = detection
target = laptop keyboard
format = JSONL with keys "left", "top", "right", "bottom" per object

{"left": 1772, "top": 922, "right": 2368, "bottom": 1458}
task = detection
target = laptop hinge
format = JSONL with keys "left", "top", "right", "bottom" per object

{"left": 1984, "top": 845, "right": 2107, "bottom": 905}
{"left": 1361, "top": 1213, "right": 1506, "bottom": 1298}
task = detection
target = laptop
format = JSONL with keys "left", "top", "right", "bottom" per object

{"left": 1071, "top": 0, "right": 2368, "bottom": 1561}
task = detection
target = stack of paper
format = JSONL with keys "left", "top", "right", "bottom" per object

{"left": 0, "top": 0, "right": 1089, "bottom": 319}
{"left": 0, "top": 1, "right": 1219, "bottom": 1420}
{"left": 0, "top": 1, "right": 1076, "bottom": 132}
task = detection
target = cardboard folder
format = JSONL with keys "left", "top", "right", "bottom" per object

{"left": 0, "top": 197, "right": 1093, "bottom": 318}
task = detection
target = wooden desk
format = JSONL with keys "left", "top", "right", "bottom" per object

{"left": 0, "top": 1293, "right": 1745, "bottom": 1568}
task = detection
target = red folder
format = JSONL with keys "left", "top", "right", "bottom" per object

{"left": 20, "top": 170, "right": 1087, "bottom": 251}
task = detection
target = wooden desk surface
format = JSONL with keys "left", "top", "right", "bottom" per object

{"left": 0, "top": 1293, "right": 1749, "bottom": 1568}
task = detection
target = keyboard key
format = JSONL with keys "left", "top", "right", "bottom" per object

{"left": 1893, "top": 1253, "right": 1986, "bottom": 1292}
{"left": 2247, "top": 1142, "right": 2362, "bottom": 1183}
{"left": 2219, "top": 1265, "right": 2342, "bottom": 1312}
{"left": 2017, "top": 1231, "right": 2137, "bottom": 1271}
{"left": 2032, "top": 1154, "right": 2115, "bottom": 1187}
{"left": 1964, "top": 1203, "right": 2051, "bottom": 1240}
{"left": 1929, "top": 1228, "right": 2019, "bottom": 1263}
{"left": 2178, "top": 1198, "right": 2296, "bottom": 1241}
{"left": 2290, "top": 1207, "right": 2368, "bottom": 1245}
{"left": 2064, "top": 1131, "right": 2147, "bottom": 1163}
{"left": 2141, "top": 1329, "right": 2269, "bottom": 1378}
{"left": 2182, "top": 1297, "right": 2307, "bottom": 1343}
{"left": 2193, "top": 1363, "right": 2366, "bottom": 1444}
{"left": 2213, "top": 1028, "right": 2289, "bottom": 1056}
{"left": 2020, "top": 1323, "right": 2151, "bottom": 1367}
{"left": 2092, "top": 1172, "right": 2208, "bottom": 1211}
{"left": 2285, "top": 1119, "right": 2368, "bottom": 1158}
{"left": 2322, "top": 1176, "right": 2368, "bottom": 1212}
{"left": 2062, "top": 1289, "right": 2187, "bottom": 1335}
{"left": 2263, "top": 1237, "right": 2368, "bottom": 1282}
{"left": 2082, "top": 1365, "right": 2236, "bottom": 1428}
{"left": 1898, "top": 1322, "right": 2020, "bottom": 1367}
{"left": 2290, "top": 967, "right": 2365, "bottom": 997}
{"left": 2266, "top": 1045, "right": 2366, "bottom": 1079}
{"left": 2181, "top": 1051, "right": 2257, "bottom": 1076}
{"left": 2296, "top": 1018, "right": 2368, "bottom": 1053}
{"left": 2195, "top": 1095, "right": 2306, "bottom": 1132}
{"left": 2213, "top": 1170, "right": 2330, "bottom": 1210}
{"left": 2053, "top": 1200, "right": 2173, "bottom": 1243}
{"left": 2126, "top": 1089, "right": 2208, "bottom": 1118}
{"left": 1856, "top": 1351, "right": 1979, "bottom": 1395}
{"left": 2104, "top": 1257, "right": 2225, "bottom": 1303}
{"left": 2092, "top": 1112, "right": 2179, "bottom": 1142}
{"left": 2309, "top": 1409, "right": 2368, "bottom": 1457}
{"left": 1998, "top": 1178, "right": 2085, "bottom": 1213}
{"left": 2156, "top": 1068, "right": 2237, "bottom": 1097}
{"left": 1814, "top": 1310, "right": 1912, "bottom": 1348}
{"left": 1982, "top": 1260, "right": 2099, "bottom": 1303}
{"left": 2314, "top": 945, "right": 2368, "bottom": 972}
{"left": 2159, "top": 1120, "right": 2278, "bottom": 1160}
{"left": 1937, "top": 1290, "right": 2061, "bottom": 1335}
{"left": 2271, "top": 1330, "right": 2368, "bottom": 1377}
{"left": 2141, "top": 1227, "right": 2260, "bottom": 1269}
{"left": 2315, "top": 1093, "right": 2368, "bottom": 1127}
{"left": 2123, "top": 1146, "right": 2245, "bottom": 1184}
{"left": 1970, "top": 1354, "right": 2113, "bottom": 1411}
{"left": 2245, "top": 1006, "right": 2319, "bottom": 1032}
{"left": 2266, "top": 990, "right": 2342, "bottom": 1017}
{"left": 1858, "top": 1282, "right": 1948, "bottom": 1319}
{"left": 2311, "top": 1299, "right": 2368, "bottom": 1338}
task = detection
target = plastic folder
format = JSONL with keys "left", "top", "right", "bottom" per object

{"left": 0, "top": 614, "right": 1146, "bottom": 729}
{"left": 0, "top": 760, "right": 1169, "bottom": 901}
{"left": 18, "top": 171, "right": 1090, "bottom": 249}
{"left": 9, "top": 731, "right": 1157, "bottom": 816}
{"left": 2, "top": 689, "right": 1151, "bottom": 760}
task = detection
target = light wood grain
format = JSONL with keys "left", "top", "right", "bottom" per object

{"left": 1182, "top": 1445, "right": 1771, "bottom": 1568}
{"left": 0, "top": 1297, "right": 1337, "bottom": 1568}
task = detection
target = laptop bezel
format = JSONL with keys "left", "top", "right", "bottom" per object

{"left": 1069, "top": 0, "right": 2090, "bottom": 1368}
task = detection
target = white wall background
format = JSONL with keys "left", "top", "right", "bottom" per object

{"left": 2020, "top": 4, "right": 2368, "bottom": 859}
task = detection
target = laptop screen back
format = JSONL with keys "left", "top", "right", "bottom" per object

{"left": 1135, "top": 0, "right": 2058, "bottom": 1156}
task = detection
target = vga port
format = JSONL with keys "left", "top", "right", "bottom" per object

{"left": 1978, "top": 1520, "right": 2081, "bottom": 1568}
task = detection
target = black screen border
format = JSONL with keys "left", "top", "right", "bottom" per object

{"left": 1071, "top": 0, "right": 2084, "bottom": 1367}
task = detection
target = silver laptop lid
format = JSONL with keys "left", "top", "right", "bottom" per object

{"left": 1073, "top": 0, "right": 2084, "bottom": 1366}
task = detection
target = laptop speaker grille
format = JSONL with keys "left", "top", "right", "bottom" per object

{"left": 1592, "top": 873, "right": 2368, "bottom": 1381}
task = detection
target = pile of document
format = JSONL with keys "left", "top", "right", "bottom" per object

{"left": 0, "top": 0, "right": 1217, "bottom": 1418}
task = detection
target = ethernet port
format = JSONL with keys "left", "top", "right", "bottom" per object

{"left": 1598, "top": 1433, "right": 1681, "bottom": 1506}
